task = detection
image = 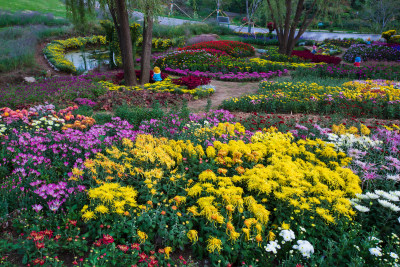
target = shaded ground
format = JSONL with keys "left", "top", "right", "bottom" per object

{"left": 187, "top": 80, "right": 258, "bottom": 111}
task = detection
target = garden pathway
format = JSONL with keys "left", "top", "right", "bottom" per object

{"left": 187, "top": 80, "right": 257, "bottom": 111}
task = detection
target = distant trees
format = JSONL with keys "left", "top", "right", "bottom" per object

{"left": 363, "top": 0, "right": 400, "bottom": 33}
{"left": 264, "top": 0, "right": 337, "bottom": 55}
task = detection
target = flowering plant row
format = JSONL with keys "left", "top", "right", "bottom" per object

{"left": 343, "top": 44, "right": 400, "bottom": 62}
{"left": 259, "top": 47, "right": 304, "bottom": 63}
{"left": 295, "top": 64, "right": 400, "bottom": 80}
{"left": 1, "top": 104, "right": 400, "bottom": 266}
{"left": 291, "top": 50, "right": 342, "bottom": 65}
{"left": 0, "top": 73, "right": 114, "bottom": 109}
{"left": 115, "top": 70, "right": 169, "bottom": 84}
{"left": 156, "top": 50, "right": 319, "bottom": 81}
{"left": 179, "top": 40, "right": 255, "bottom": 57}
{"left": 99, "top": 77, "right": 214, "bottom": 98}
{"left": 220, "top": 80, "right": 400, "bottom": 119}
{"left": 164, "top": 67, "right": 288, "bottom": 82}
{"left": 171, "top": 76, "right": 211, "bottom": 89}
{"left": 322, "top": 38, "right": 366, "bottom": 48}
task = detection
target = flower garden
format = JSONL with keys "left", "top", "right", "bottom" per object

{"left": 1, "top": 24, "right": 400, "bottom": 267}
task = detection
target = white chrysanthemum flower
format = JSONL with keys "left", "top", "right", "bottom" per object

{"left": 365, "top": 192, "right": 380, "bottom": 199}
{"left": 390, "top": 252, "right": 399, "bottom": 259}
{"left": 356, "top": 193, "right": 369, "bottom": 200}
{"left": 378, "top": 200, "right": 400, "bottom": 211}
{"left": 390, "top": 191, "right": 400, "bottom": 197}
{"left": 375, "top": 190, "right": 400, "bottom": 202}
{"left": 264, "top": 240, "right": 281, "bottom": 254}
{"left": 378, "top": 199, "right": 392, "bottom": 208}
{"left": 369, "top": 247, "right": 382, "bottom": 257}
{"left": 293, "top": 240, "right": 314, "bottom": 258}
{"left": 354, "top": 204, "right": 370, "bottom": 212}
{"left": 279, "top": 229, "right": 295, "bottom": 242}
{"left": 387, "top": 174, "right": 400, "bottom": 181}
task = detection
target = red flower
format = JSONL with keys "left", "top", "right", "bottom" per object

{"left": 131, "top": 243, "right": 141, "bottom": 250}
{"left": 138, "top": 252, "right": 147, "bottom": 263}
{"left": 72, "top": 260, "right": 78, "bottom": 265}
{"left": 117, "top": 244, "right": 130, "bottom": 253}
{"left": 43, "top": 229, "right": 53, "bottom": 238}
{"left": 35, "top": 243, "right": 45, "bottom": 249}
{"left": 101, "top": 234, "right": 114, "bottom": 244}
{"left": 69, "top": 220, "right": 77, "bottom": 226}
{"left": 94, "top": 240, "right": 102, "bottom": 247}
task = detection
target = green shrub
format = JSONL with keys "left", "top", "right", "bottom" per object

{"left": 73, "top": 105, "right": 94, "bottom": 117}
{"left": 93, "top": 112, "right": 113, "bottom": 125}
{"left": 114, "top": 103, "right": 165, "bottom": 129}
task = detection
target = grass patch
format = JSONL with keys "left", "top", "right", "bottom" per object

{"left": 0, "top": 0, "right": 67, "bottom": 18}
{"left": 0, "top": 10, "right": 69, "bottom": 27}
{"left": 0, "top": 25, "right": 70, "bottom": 72}
{"left": 272, "top": 74, "right": 351, "bottom": 87}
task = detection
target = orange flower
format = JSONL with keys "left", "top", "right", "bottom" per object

{"left": 172, "top": 205, "right": 177, "bottom": 210}
{"left": 161, "top": 211, "right": 166, "bottom": 215}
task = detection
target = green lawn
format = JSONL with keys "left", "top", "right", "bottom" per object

{"left": 0, "top": 0, "right": 66, "bottom": 17}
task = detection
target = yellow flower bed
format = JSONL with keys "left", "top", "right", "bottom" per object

{"left": 80, "top": 123, "right": 361, "bottom": 254}
{"left": 342, "top": 80, "right": 400, "bottom": 101}
{"left": 250, "top": 58, "right": 325, "bottom": 69}
{"left": 99, "top": 78, "right": 215, "bottom": 97}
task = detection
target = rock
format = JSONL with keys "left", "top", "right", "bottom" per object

{"left": 24, "top": 77, "right": 36, "bottom": 83}
{"left": 186, "top": 34, "right": 220, "bottom": 46}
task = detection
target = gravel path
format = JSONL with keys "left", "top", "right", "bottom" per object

{"left": 133, "top": 11, "right": 382, "bottom": 41}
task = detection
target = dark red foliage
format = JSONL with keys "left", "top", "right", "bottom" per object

{"left": 291, "top": 50, "right": 342, "bottom": 65}
{"left": 171, "top": 76, "right": 211, "bottom": 89}
{"left": 115, "top": 71, "right": 169, "bottom": 84}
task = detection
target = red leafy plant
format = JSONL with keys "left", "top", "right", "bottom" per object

{"left": 291, "top": 50, "right": 342, "bottom": 65}
{"left": 172, "top": 76, "right": 211, "bottom": 89}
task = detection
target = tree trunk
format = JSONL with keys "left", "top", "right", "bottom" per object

{"left": 115, "top": 0, "right": 136, "bottom": 86}
{"left": 140, "top": 14, "right": 153, "bottom": 85}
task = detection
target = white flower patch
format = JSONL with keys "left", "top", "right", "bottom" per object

{"left": 264, "top": 240, "right": 281, "bottom": 254}
{"left": 327, "top": 133, "right": 382, "bottom": 151}
{"left": 279, "top": 229, "right": 295, "bottom": 242}
{"left": 293, "top": 240, "right": 314, "bottom": 258}
{"left": 377, "top": 199, "right": 400, "bottom": 212}
{"left": 375, "top": 190, "right": 399, "bottom": 202}
{"left": 369, "top": 247, "right": 382, "bottom": 257}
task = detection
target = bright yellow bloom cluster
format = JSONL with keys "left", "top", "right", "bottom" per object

{"left": 250, "top": 58, "right": 325, "bottom": 69}
{"left": 206, "top": 236, "right": 223, "bottom": 253}
{"left": 227, "top": 80, "right": 400, "bottom": 105}
{"left": 82, "top": 183, "right": 138, "bottom": 221}
{"left": 81, "top": 123, "right": 362, "bottom": 253}
{"left": 332, "top": 124, "right": 371, "bottom": 136}
{"left": 342, "top": 80, "right": 400, "bottom": 101}
{"left": 99, "top": 78, "right": 214, "bottom": 97}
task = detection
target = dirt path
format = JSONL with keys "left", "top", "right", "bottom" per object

{"left": 187, "top": 80, "right": 258, "bottom": 112}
